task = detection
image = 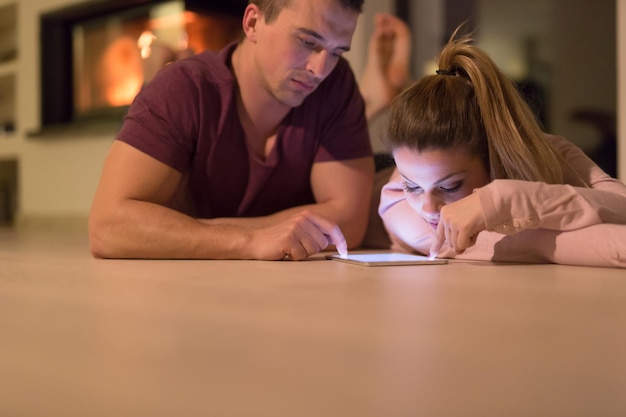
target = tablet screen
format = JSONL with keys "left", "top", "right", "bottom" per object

{"left": 326, "top": 253, "right": 448, "bottom": 266}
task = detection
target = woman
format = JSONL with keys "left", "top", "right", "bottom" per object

{"left": 379, "top": 30, "right": 626, "bottom": 268}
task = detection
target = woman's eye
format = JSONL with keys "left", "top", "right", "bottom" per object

{"left": 402, "top": 183, "right": 422, "bottom": 194}
{"left": 440, "top": 182, "right": 463, "bottom": 193}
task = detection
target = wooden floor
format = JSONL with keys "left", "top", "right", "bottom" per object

{"left": 1, "top": 228, "right": 626, "bottom": 417}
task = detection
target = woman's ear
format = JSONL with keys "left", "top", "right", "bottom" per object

{"left": 241, "top": 4, "right": 261, "bottom": 43}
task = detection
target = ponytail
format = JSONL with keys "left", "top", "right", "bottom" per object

{"left": 387, "top": 27, "right": 584, "bottom": 185}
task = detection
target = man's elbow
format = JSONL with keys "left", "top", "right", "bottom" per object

{"left": 88, "top": 214, "right": 117, "bottom": 259}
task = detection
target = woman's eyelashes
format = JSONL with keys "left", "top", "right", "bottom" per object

{"left": 402, "top": 182, "right": 422, "bottom": 194}
{"left": 402, "top": 180, "right": 464, "bottom": 194}
{"left": 440, "top": 181, "right": 463, "bottom": 193}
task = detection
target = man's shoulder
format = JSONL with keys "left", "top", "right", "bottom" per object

{"left": 152, "top": 42, "right": 236, "bottom": 88}
{"left": 171, "top": 49, "right": 234, "bottom": 85}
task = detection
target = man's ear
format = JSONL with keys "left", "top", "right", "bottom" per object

{"left": 242, "top": 4, "right": 262, "bottom": 43}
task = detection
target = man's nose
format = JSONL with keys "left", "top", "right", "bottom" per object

{"left": 306, "top": 50, "right": 332, "bottom": 78}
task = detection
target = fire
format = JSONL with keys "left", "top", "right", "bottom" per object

{"left": 87, "top": 9, "right": 243, "bottom": 110}
{"left": 99, "top": 36, "right": 144, "bottom": 107}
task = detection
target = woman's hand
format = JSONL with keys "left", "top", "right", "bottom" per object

{"left": 429, "top": 193, "right": 486, "bottom": 257}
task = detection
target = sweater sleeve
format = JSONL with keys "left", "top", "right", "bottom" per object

{"left": 489, "top": 224, "right": 626, "bottom": 268}
{"left": 475, "top": 136, "right": 626, "bottom": 235}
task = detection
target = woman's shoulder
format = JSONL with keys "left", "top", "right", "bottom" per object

{"left": 544, "top": 133, "right": 577, "bottom": 149}
{"left": 543, "top": 133, "right": 591, "bottom": 165}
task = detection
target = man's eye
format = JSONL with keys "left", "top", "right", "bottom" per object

{"left": 300, "top": 38, "right": 316, "bottom": 48}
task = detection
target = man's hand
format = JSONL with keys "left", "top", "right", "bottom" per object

{"left": 429, "top": 193, "right": 486, "bottom": 258}
{"left": 248, "top": 210, "right": 347, "bottom": 261}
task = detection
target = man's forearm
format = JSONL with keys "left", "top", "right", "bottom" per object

{"left": 89, "top": 199, "right": 252, "bottom": 259}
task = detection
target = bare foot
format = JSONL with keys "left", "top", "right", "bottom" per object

{"left": 359, "top": 13, "right": 412, "bottom": 120}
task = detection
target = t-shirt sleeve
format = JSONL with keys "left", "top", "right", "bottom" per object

{"left": 313, "top": 58, "right": 372, "bottom": 162}
{"left": 117, "top": 62, "right": 202, "bottom": 173}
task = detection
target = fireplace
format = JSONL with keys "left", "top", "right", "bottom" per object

{"left": 39, "top": 0, "right": 246, "bottom": 130}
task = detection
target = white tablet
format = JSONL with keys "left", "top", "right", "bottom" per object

{"left": 325, "top": 252, "right": 448, "bottom": 266}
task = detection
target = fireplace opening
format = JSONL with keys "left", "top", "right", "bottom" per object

{"left": 39, "top": 0, "right": 246, "bottom": 131}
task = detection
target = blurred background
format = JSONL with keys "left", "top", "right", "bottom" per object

{"left": 0, "top": 0, "right": 622, "bottom": 231}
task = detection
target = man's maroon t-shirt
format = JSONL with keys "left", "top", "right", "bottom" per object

{"left": 117, "top": 43, "right": 372, "bottom": 218}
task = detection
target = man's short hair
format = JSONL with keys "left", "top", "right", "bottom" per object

{"left": 249, "top": 0, "right": 364, "bottom": 23}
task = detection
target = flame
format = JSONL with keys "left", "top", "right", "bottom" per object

{"left": 99, "top": 36, "right": 144, "bottom": 106}
{"left": 89, "top": 10, "right": 242, "bottom": 109}
{"left": 138, "top": 31, "right": 157, "bottom": 59}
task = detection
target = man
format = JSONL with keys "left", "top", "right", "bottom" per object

{"left": 89, "top": 0, "right": 374, "bottom": 261}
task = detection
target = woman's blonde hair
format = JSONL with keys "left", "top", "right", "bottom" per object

{"left": 386, "top": 28, "right": 574, "bottom": 184}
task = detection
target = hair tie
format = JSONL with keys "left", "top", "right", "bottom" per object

{"left": 436, "top": 69, "right": 456, "bottom": 76}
